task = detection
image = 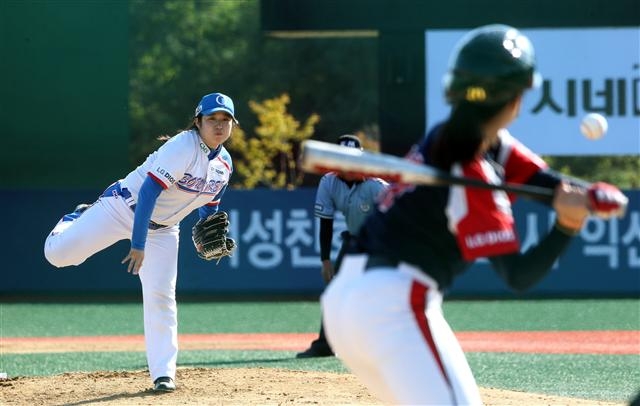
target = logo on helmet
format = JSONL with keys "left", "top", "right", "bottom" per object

{"left": 465, "top": 87, "right": 487, "bottom": 102}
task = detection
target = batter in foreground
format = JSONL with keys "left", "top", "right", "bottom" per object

{"left": 321, "top": 24, "right": 628, "bottom": 405}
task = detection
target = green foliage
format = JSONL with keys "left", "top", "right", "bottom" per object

{"left": 227, "top": 94, "right": 319, "bottom": 189}
{"left": 543, "top": 156, "right": 640, "bottom": 189}
{"left": 128, "top": 0, "right": 377, "bottom": 181}
{"left": 128, "top": 0, "right": 636, "bottom": 189}
{"left": 129, "top": 0, "right": 260, "bottom": 164}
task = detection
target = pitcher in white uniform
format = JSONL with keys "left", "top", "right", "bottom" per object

{"left": 44, "top": 92, "right": 238, "bottom": 392}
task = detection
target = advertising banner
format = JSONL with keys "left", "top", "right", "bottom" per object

{"left": 3, "top": 189, "right": 639, "bottom": 297}
{"left": 425, "top": 27, "right": 640, "bottom": 156}
{"left": 182, "top": 189, "right": 640, "bottom": 297}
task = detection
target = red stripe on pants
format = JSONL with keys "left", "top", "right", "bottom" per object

{"left": 410, "top": 282, "right": 452, "bottom": 390}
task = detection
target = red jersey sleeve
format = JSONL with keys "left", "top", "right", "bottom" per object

{"left": 496, "top": 130, "right": 548, "bottom": 185}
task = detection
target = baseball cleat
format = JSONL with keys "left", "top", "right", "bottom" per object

{"left": 153, "top": 376, "right": 176, "bottom": 392}
{"left": 296, "top": 345, "right": 334, "bottom": 358}
{"left": 61, "top": 203, "right": 92, "bottom": 222}
{"left": 73, "top": 203, "right": 91, "bottom": 214}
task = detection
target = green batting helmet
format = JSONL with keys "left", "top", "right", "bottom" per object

{"left": 444, "top": 24, "right": 539, "bottom": 105}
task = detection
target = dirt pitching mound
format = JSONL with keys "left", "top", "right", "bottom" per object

{"left": 0, "top": 367, "right": 623, "bottom": 405}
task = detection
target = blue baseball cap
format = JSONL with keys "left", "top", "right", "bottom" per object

{"left": 194, "top": 92, "right": 238, "bottom": 123}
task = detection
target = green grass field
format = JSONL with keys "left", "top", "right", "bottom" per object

{"left": 1, "top": 299, "right": 639, "bottom": 402}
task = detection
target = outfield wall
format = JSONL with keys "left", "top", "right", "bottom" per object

{"left": 0, "top": 1, "right": 129, "bottom": 189}
{"left": 2, "top": 188, "right": 638, "bottom": 298}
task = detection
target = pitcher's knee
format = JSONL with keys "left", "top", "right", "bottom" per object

{"left": 44, "top": 245, "right": 66, "bottom": 267}
{"left": 44, "top": 241, "right": 82, "bottom": 268}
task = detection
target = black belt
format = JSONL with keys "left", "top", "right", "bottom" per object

{"left": 102, "top": 182, "right": 169, "bottom": 230}
{"left": 365, "top": 255, "right": 399, "bottom": 270}
{"left": 147, "top": 219, "right": 169, "bottom": 230}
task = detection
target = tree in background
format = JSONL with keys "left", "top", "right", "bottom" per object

{"left": 227, "top": 94, "right": 319, "bottom": 189}
{"left": 128, "top": 0, "right": 636, "bottom": 189}
{"left": 129, "top": 0, "right": 261, "bottom": 164}
{"left": 129, "top": 0, "right": 378, "bottom": 187}
{"left": 545, "top": 156, "right": 640, "bottom": 188}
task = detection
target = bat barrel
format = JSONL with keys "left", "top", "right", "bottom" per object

{"left": 300, "top": 140, "right": 443, "bottom": 183}
{"left": 300, "top": 140, "right": 554, "bottom": 200}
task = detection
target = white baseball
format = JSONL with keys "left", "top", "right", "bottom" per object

{"left": 580, "top": 113, "right": 608, "bottom": 140}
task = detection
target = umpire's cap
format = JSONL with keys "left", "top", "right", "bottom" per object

{"left": 337, "top": 134, "right": 363, "bottom": 149}
{"left": 195, "top": 92, "right": 238, "bottom": 123}
{"left": 444, "top": 24, "right": 539, "bottom": 105}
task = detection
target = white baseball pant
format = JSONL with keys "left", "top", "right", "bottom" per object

{"left": 44, "top": 194, "right": 180, "bottom": 382}
{"left": 321, "top": 254, "right": 482, "bottom": 405}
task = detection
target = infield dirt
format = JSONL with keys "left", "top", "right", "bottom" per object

{"left": 1, "top": 331, "right": 634, "bottom": 405}
{"left": 0, "top": 368, "right": 626, "bottom": 406}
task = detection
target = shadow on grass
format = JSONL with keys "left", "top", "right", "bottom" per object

{"left": 179, "top": 356, "right": 294, "bottom": 367}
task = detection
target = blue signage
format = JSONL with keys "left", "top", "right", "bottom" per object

{"left": 2, "top": 188, "right": 638, "bottom": 297}
{"left": 426, "top": 27, "right": 640, "bottom": 156}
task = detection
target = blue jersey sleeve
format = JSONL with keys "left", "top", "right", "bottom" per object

{"left": 198, "top": 205, "right": 218, "bottom": 219}
{"left": 131, "top": 176, "right": 163, "bottom": 250}
{"left": 198, "top": 183, "right": 229, "bottom": 219}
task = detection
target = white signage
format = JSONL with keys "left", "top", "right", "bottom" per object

{"left": 425, "top": 27, "right": 640, "bottom": 155}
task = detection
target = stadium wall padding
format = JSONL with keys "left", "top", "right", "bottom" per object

{"left": 3, "top": 188, "right": 638, "bottom": 298}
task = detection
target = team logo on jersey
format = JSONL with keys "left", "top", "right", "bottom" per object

{"left": 199, "top": 142, "right": 208, "bottom": 153}
{"left": 359, "top": 203, "right": 371, "bottom": 212}
{"left": 178, "top": 173, "right": 227, "bottom": 195}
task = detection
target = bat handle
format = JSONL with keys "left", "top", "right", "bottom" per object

{"left": 444, "top": 175, "right": 555, "bottom": 200}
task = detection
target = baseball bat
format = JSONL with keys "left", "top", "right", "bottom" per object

{"left": 300, "top": 140, "right": 555, "bottom": 200}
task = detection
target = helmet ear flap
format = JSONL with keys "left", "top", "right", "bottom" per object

{"left": 444, "top": 24, "right": 538, "bottom": 105}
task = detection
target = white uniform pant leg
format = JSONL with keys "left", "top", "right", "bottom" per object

{"left": 322, "top": 258, "right": 482, "bottom": 405}
{"left": 44, "top": 198, "right": 130, "bottom": 267}
{"left": 137, "top": 226, "right": 180, "bottom": 381}
{"left": 322, "top": 255, "right": 392, "bottom": 402}
{"left": 427, "top": 299, "right": 482, "bottom": 405}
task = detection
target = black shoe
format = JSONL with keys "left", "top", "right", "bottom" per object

{"left": 74, "top": 203, "right": 91, "bottom": 214}
{"left": 296, "top": 345, "right": 334, "bottom": 358}
{"left": 153, "top": 376, "right": 176, "bottom": 392}
{"left": 61, "top": 203, "right": 92, "bottom": 222}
